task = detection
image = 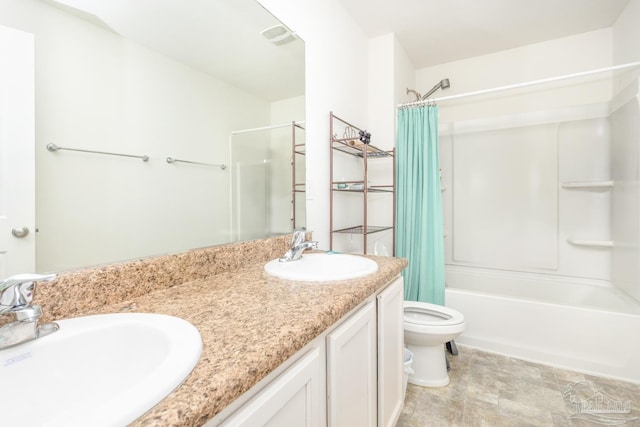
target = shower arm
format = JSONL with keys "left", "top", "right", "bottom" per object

{"left": 406, "top": 88, "right": 422, "bottom": 101}
{"left": 406, "top": 78, "right": 451, "bottom": 102}
{"left": 422, "top": 84, "right": 443, "bottom": 100}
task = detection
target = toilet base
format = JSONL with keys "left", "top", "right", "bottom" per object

{"left": 406, "top": 343, "right": 450, "bottom": 387}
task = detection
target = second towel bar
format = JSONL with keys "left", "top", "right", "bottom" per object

{"left": 166, "top": 157, "right": 227, "bottom": 170}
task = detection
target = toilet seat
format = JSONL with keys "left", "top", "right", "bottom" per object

{"left": 403, "top": 301, "right": 464, "bottom": 327}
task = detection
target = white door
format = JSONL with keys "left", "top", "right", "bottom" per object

{"left": 0, "top": 24, "right": 36, "bottom": 276}
{"left": 377, "top": 277, "right": 404, "bottom": 427}
{"left": 327, "top": 301, "right": 377, "bottom": 427}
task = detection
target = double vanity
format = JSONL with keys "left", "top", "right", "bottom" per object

{"left": 1, "top": 235, "right": 407, "bottom": 426}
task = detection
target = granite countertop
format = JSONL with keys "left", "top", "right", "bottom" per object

{"left": 82, "top": 254, "right": 408, "bottom": 426}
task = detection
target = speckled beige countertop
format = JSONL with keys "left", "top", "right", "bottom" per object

{"left": 30, "top": 236, "right": 407, "bottom": 426}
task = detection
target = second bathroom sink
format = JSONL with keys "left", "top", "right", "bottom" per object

{"left": 264, "top": 252, "right": 379, "bottom": 282}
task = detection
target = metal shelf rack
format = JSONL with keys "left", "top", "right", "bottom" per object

{"left": 329, "top": 111, "right": 395, "bottom": 255}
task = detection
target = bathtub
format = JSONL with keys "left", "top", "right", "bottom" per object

{"left": 445, "top": 266, "right": 640, "bottom": 384}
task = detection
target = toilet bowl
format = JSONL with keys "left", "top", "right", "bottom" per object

{"left": 403, "top": 301, "right": 465, "bottom": 387}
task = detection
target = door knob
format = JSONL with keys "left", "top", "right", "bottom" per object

{"left": 11, "top": 227, "right": 29, "bottom": 238}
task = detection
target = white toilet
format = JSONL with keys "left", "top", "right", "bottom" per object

{"left": 403, "top": 301, "right": 465, "bottom": 387}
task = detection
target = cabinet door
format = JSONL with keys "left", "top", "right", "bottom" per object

{"left": 327, "top": 301, "right": 377, "bottom": 427}
{"left": 221, "top": 347, "right": 322, "bottom": 427}
{"left": 377, "top": 277, "right": 404, "bottom": 427}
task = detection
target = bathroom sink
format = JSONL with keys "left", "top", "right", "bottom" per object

{"left": 264, "top": 253, "right": 379, "bottom": 282}
{"left": 0, "top": 313, "right": 202, "bottom": 427}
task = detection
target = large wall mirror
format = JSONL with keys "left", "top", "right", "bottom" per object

{"left": 1, "top": 0, "right": 305, "bottom": 273}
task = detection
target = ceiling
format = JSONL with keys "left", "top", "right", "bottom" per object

{"left": 46, "top": 0, "right": 305, "bottom": 102}
{"left": 338, "top": 0, "right": 630, "bottom": 68}
{"left": 46, "top": 0, "right": 630, "bottom": 100}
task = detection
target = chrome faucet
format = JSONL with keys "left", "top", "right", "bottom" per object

{"left": 279, "top": 229, "right": 318, "bottom": 262}
{"left": 0, "top": 273, "right": 59, "bottom": 349}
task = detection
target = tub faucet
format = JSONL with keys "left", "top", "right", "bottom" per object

{"left": 0, "top": 273, "right": 59, "bottom": 349}
{"left": 279, "top": 229, "right": 318, "bottom": 262}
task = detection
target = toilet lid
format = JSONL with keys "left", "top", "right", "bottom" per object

{"left": 404, "top": 301, "right": 464, "bottom": 327}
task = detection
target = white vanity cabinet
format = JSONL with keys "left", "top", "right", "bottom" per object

{"left": 220, "top": 347, "right": 324, "bottom": 427}
{"left": 212, "top": 276, "right": 404, "bottom": 427}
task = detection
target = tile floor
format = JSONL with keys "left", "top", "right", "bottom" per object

{"left": 397, "top": 345, "right": 640, "bottom": 426}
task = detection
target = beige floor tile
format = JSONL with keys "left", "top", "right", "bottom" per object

{"left": 399, "top": 345, "right": 640, "bottom": 427}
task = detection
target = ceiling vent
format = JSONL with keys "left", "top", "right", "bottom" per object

{"left": 261, "top": 24, "right": 297, "bottom": 46}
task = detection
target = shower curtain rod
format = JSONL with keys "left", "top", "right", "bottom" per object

{"left": 397, "top": 61, "right": 640, "bottom": 108}
{"left": 230, "top": 121, "right": 305, "bottom": 135}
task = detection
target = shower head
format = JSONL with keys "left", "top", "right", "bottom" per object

{"left": 421, "top": 78, "right": 451, "bottom": 100}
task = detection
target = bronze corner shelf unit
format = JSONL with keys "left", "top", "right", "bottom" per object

{"left": 329, "top": 111, "right": 396, "bottom": 255}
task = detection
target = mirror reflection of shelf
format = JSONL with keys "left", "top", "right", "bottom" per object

{"left": 567, "top": 238, "right": 614, "bottom": 248}
{"left": 332, "top": 183, "right": 394, "bottom": 193}
{"left": 292, "top": 122, "right": 306, "bottom": 229}
{"left": 333, "top": 225, "right": 394, "bottom": 235}
{"left": 561, "top": 180, "right": 614, "bottom": 190}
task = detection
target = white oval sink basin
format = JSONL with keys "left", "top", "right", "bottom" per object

{"left": 264, "top": 253, "right": 378, "bottom": 282}
{"left": 0, "top": 313, "right": 202, "bottom": 427}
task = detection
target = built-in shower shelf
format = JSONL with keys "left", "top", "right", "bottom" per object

{"left": 561, "top": 180, "right": 614, "bottom": 190}
{"left": 567, "top": 238, "right": 614, "bottom": 248}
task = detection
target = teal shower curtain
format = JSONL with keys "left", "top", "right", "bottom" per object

{"left": 396, "top": 105, "right": 445, "bottom": 305}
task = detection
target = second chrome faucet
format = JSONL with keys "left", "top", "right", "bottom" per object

{"left": 279, "top": 229, "right": 318, "bottom": 262}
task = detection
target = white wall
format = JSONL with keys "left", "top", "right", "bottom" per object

{"left": 416, "top": 29, "right": 613, "bottom": 97}
{"left": 359, "top": 34, "right": 415, "bottom": 255}
{"left": 327, "top": 32, "right": 414, "bottom": 255}
{"left": 611, "top": 80, "right": 640, "bottom": 301}
{"left": 612, "top": 0, "right": 640, "bottom": 301}
{"left": 0, "top": 0, "right": 271, "bottom": 272}
{"left": 613, "top": 0, "right": 640, "bottom": 66}
{"left": 416, "top": 29, "right": 616, "bottom": 283}
{"left": 368, "top": 34, "right": 395, "bottom": 149}
{"left": 257, "top": 0, "right": 370, "bottom": 249}
{"left": 393, "top": 37, "right": 416, "bottom": 109}
{"left": 416, "top": 29, "right": 614, "bottom": 123}
{"left": 367, "top": 33, "right": 416, "bottom": 146}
